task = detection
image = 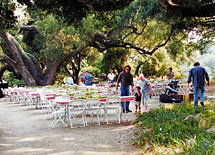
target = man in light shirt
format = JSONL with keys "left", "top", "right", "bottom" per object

{"left": 107, "top": 70, "right": 116, "bottom": 83}
{"left": 66, "top": 75, "right": 74, "bottom": 85}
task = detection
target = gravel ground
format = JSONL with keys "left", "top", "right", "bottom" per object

{"left": 0, "top": 97, "right": 162, "bottom": 155}
{"left": 1, "top": 86, "right": 214, "bottom": 155}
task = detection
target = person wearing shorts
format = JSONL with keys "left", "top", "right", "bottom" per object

{"left": 135, "top": 86, "right": 141, "bottom": 113}
{"left": 139, "top": 74, "right": 152, "bottom": 113}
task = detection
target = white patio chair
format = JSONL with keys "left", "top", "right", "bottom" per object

{"left": 51, "top": 101, "right": 68, "bottom": 128}
{"left": 51, "top": 97, "right": 69, "bottom": 128}
{"left": 105, "top": 97, "right": 121, "bottom": 124}
{"left": 42, "top": 97, "right": 56, "bottom": 120}
{"left": 85, "top": 98, "right": 102, "bottom": 126}
{"left": 68, "top": 99, "right": 86, "bottom": 128}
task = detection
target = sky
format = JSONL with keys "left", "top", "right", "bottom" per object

{"left": 182, "top": 45, "right": 215, "bottom": 79}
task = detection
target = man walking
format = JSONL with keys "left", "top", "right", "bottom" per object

{"left": 187, "top": 62, "right": 210, "bottom": 107}
{"left": 116, "top": 65, "right": 134, "bottom": 112}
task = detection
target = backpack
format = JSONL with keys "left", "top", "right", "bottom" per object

{"left": 159, "top": 94, "right": 181, "bottom": 103}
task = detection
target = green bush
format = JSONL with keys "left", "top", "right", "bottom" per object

{"left": 133, "top": 102, "right": 215, "bottom": 154}
{"left": 5, "top": 72, "right": 25, "bottom": 87}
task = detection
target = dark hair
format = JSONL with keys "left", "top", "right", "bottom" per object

{"left": 169, "top": 67, "right": 172, "bottom": 70}
{"left": 124, "top": 65, "right": 131, "bottom": 70}
{"left": 136, "top": 86, "right": 141, "bottom": 90}
{"left": 194, "top": 62, "right": 200, "bottom": 66}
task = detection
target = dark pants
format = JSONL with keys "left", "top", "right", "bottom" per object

{"left": 85, "top": 80, "right": 92, "bottom": 86}
{"left": 120, "top": 85, "right": 130, "bottom": 111}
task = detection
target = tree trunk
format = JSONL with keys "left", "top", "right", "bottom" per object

{"left": 134, "top": 63, "right": 142, "bottom": 76}
{"left": 0, "top": 32, "right": 61, "bottom": 86}
{"left": 0, "top": 32, "right": 37, "bottom": 86}
{"left": 43, "top": 59, "right": 60, "bottom": 85}
{"left": 0, "top": 65, "right": 22, "bottom": 81}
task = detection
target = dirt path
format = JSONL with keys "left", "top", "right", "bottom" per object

{"left": 0, "top": 97, "right": 164, "bottom": 155}
{"left": 2, "top": 87, "right": 213, "bottom": 155}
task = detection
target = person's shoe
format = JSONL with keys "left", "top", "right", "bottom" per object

{"left": 200, "top": 102, "right": 205, "bottom": 107}
{"left": 122, "top": 110, "right": 125, "bottom": 113}
{"left": 126, "top": 109, "right": 132, "bottom": 113}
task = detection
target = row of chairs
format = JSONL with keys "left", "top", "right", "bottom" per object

{"left": 5, "top": 89, "right": 124, "bottom": 128}
{"left": 44, "top": 97, "right": 122, "bottom": 128}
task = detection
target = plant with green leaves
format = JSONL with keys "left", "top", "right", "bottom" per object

{"left": 133, "top": 101, "right": 215, "bottom": 154}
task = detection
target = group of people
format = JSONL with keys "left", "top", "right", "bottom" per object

{"left": 66, "top": 71, "right": 93, "bottom": 86}
{"left": 66, "top": 61, "right": 210, "bottom": 112}
{"left": 167, "top": 63, "right": 210, "bottom": 108}
{"left": 116, "top": 65, "right": 152, "bottom": 113}
{"left": 117, "top": 62, "right": 210, "bottom": 114}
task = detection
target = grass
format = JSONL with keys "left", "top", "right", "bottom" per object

{"left": 133, "top": 100, "right": 215, "bottom": 154}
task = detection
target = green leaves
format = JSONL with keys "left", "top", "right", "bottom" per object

{"left": 0, "top": 0, "right": 17, "bottom": 31}
{"left": 133, "top": 102, "right": 215, "bottom": 153}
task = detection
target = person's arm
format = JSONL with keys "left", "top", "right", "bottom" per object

{"left": 203, "top": 68, "right": 210, "bottom": 86}
{"left": 114, "top": 74, "right": 116, "bottom": 82}
{"left": 148, "top": 83, "right": 152, "bottom": 96}
{"left": 107, "top": 74, "right": 109, "bottom": 81}
{"left": 187, "top": 70, "right": 192, "bottom": 88}
{"left": 71, "top": 77, "right": 74, "bottom": 84}
{"left": 130, "top": 74, "right": 134, "bottom": 92}
{"left": 116, "top": 73, "right": 122, "bottom": 90}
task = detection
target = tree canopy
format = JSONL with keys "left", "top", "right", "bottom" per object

{"left": 0, "top": 0, "right": 215, "bottom": 86}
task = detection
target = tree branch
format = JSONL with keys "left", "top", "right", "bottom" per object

{"left": 159, "top": 0, "right": 215, "bottom": 17}
{"left": 19, "top": 25, "right": 42, "bottom": 35}
{"left": 78, "top": 0, "right": 134, "bottom": 12}
{"left": 2, "top": 54, "right": 16, "bottom": 69}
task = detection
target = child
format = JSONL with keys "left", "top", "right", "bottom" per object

{"left": 135, "top": 86, "right": 141, "bottom": 113}
{"left": 139, "top": 74, "right": 152, "bottom": 113}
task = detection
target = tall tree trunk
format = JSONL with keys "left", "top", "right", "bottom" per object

{"left": 0, "top": 65, "right": 22, "bottom": 80}
{"left": 0, "top": 32, "right": 37, "bottom": 86}
{"left": 135, "top": 64, "right": 142, "bottom": 76}
{"left": 0, "top": 32, "right": 61, "bottom": 86}
{"left": 43, "top": 59, "right": 60, "bottom": 85}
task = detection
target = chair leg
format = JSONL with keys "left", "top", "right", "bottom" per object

{"left": 97, "top": 112, "right": 100, "bottom": 126}
{"left": 68, "top": 113, "right": 73, "bottom": 128}
{"left": 51, "top": 113, "right": 67, "bottom": 128}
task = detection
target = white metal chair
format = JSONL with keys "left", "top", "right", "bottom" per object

{"left": 51, "top": 97, "right": 69, "bottom": 128}
{"left": 105, "top": 97, "right": 121, "bottom": 124}
{"left": 68, "top": 99, "right": 86, "bottom": 128}
{"left": 85, "top": 98, "right": 101, "bottom": 126}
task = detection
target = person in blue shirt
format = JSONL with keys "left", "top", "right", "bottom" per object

{"left": 84, "top": 71, "right": 93, "bottom": 86}
{"left": 79, "top": 72, "right": 86, "bottom": 85}
{"left": 187, "top": 62, "right": 210, "bottom": 107}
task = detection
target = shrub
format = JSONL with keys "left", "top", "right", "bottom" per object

{"left": 133, "top": 101, "right": 215, "bottom": 154}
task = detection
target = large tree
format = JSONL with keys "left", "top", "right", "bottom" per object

{"left": 1, "top": 0, "right": 214, "bottom": 85}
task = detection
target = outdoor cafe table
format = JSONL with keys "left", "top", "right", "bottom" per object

{"left": 52, "top": 95, "right": 136, "bottom": 127}
{"left": 99, "top": 96, "right": 136, "bottom": 102}
{"left": 99, "top": 96, "right": 136, "bottom": 123}
{"left": 53, "top": 98, "right": 71, "bottom": 128}
{"left": 30, "top": 93, "right": 40, "bottom": 109}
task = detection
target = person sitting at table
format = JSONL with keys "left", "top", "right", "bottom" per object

{"left": 79, "top": 72, "right": 86, "bottom": 85}
{"left": 167, "top": 67, "right": 178, "bottom": 89}
{"left": 167, "top": 67, "right": 174, "bottom": 80}
{"left": 107, "top": 70, "right": 116, "bottom": 83}
{"left": 139, "top": 74, "right": 152, "bottom": 113}
{"left": 85, "top": 71, "right": 93, "bottom": 86}
{"left": 66, "top": 75, "right": 74, "bottom": 85}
